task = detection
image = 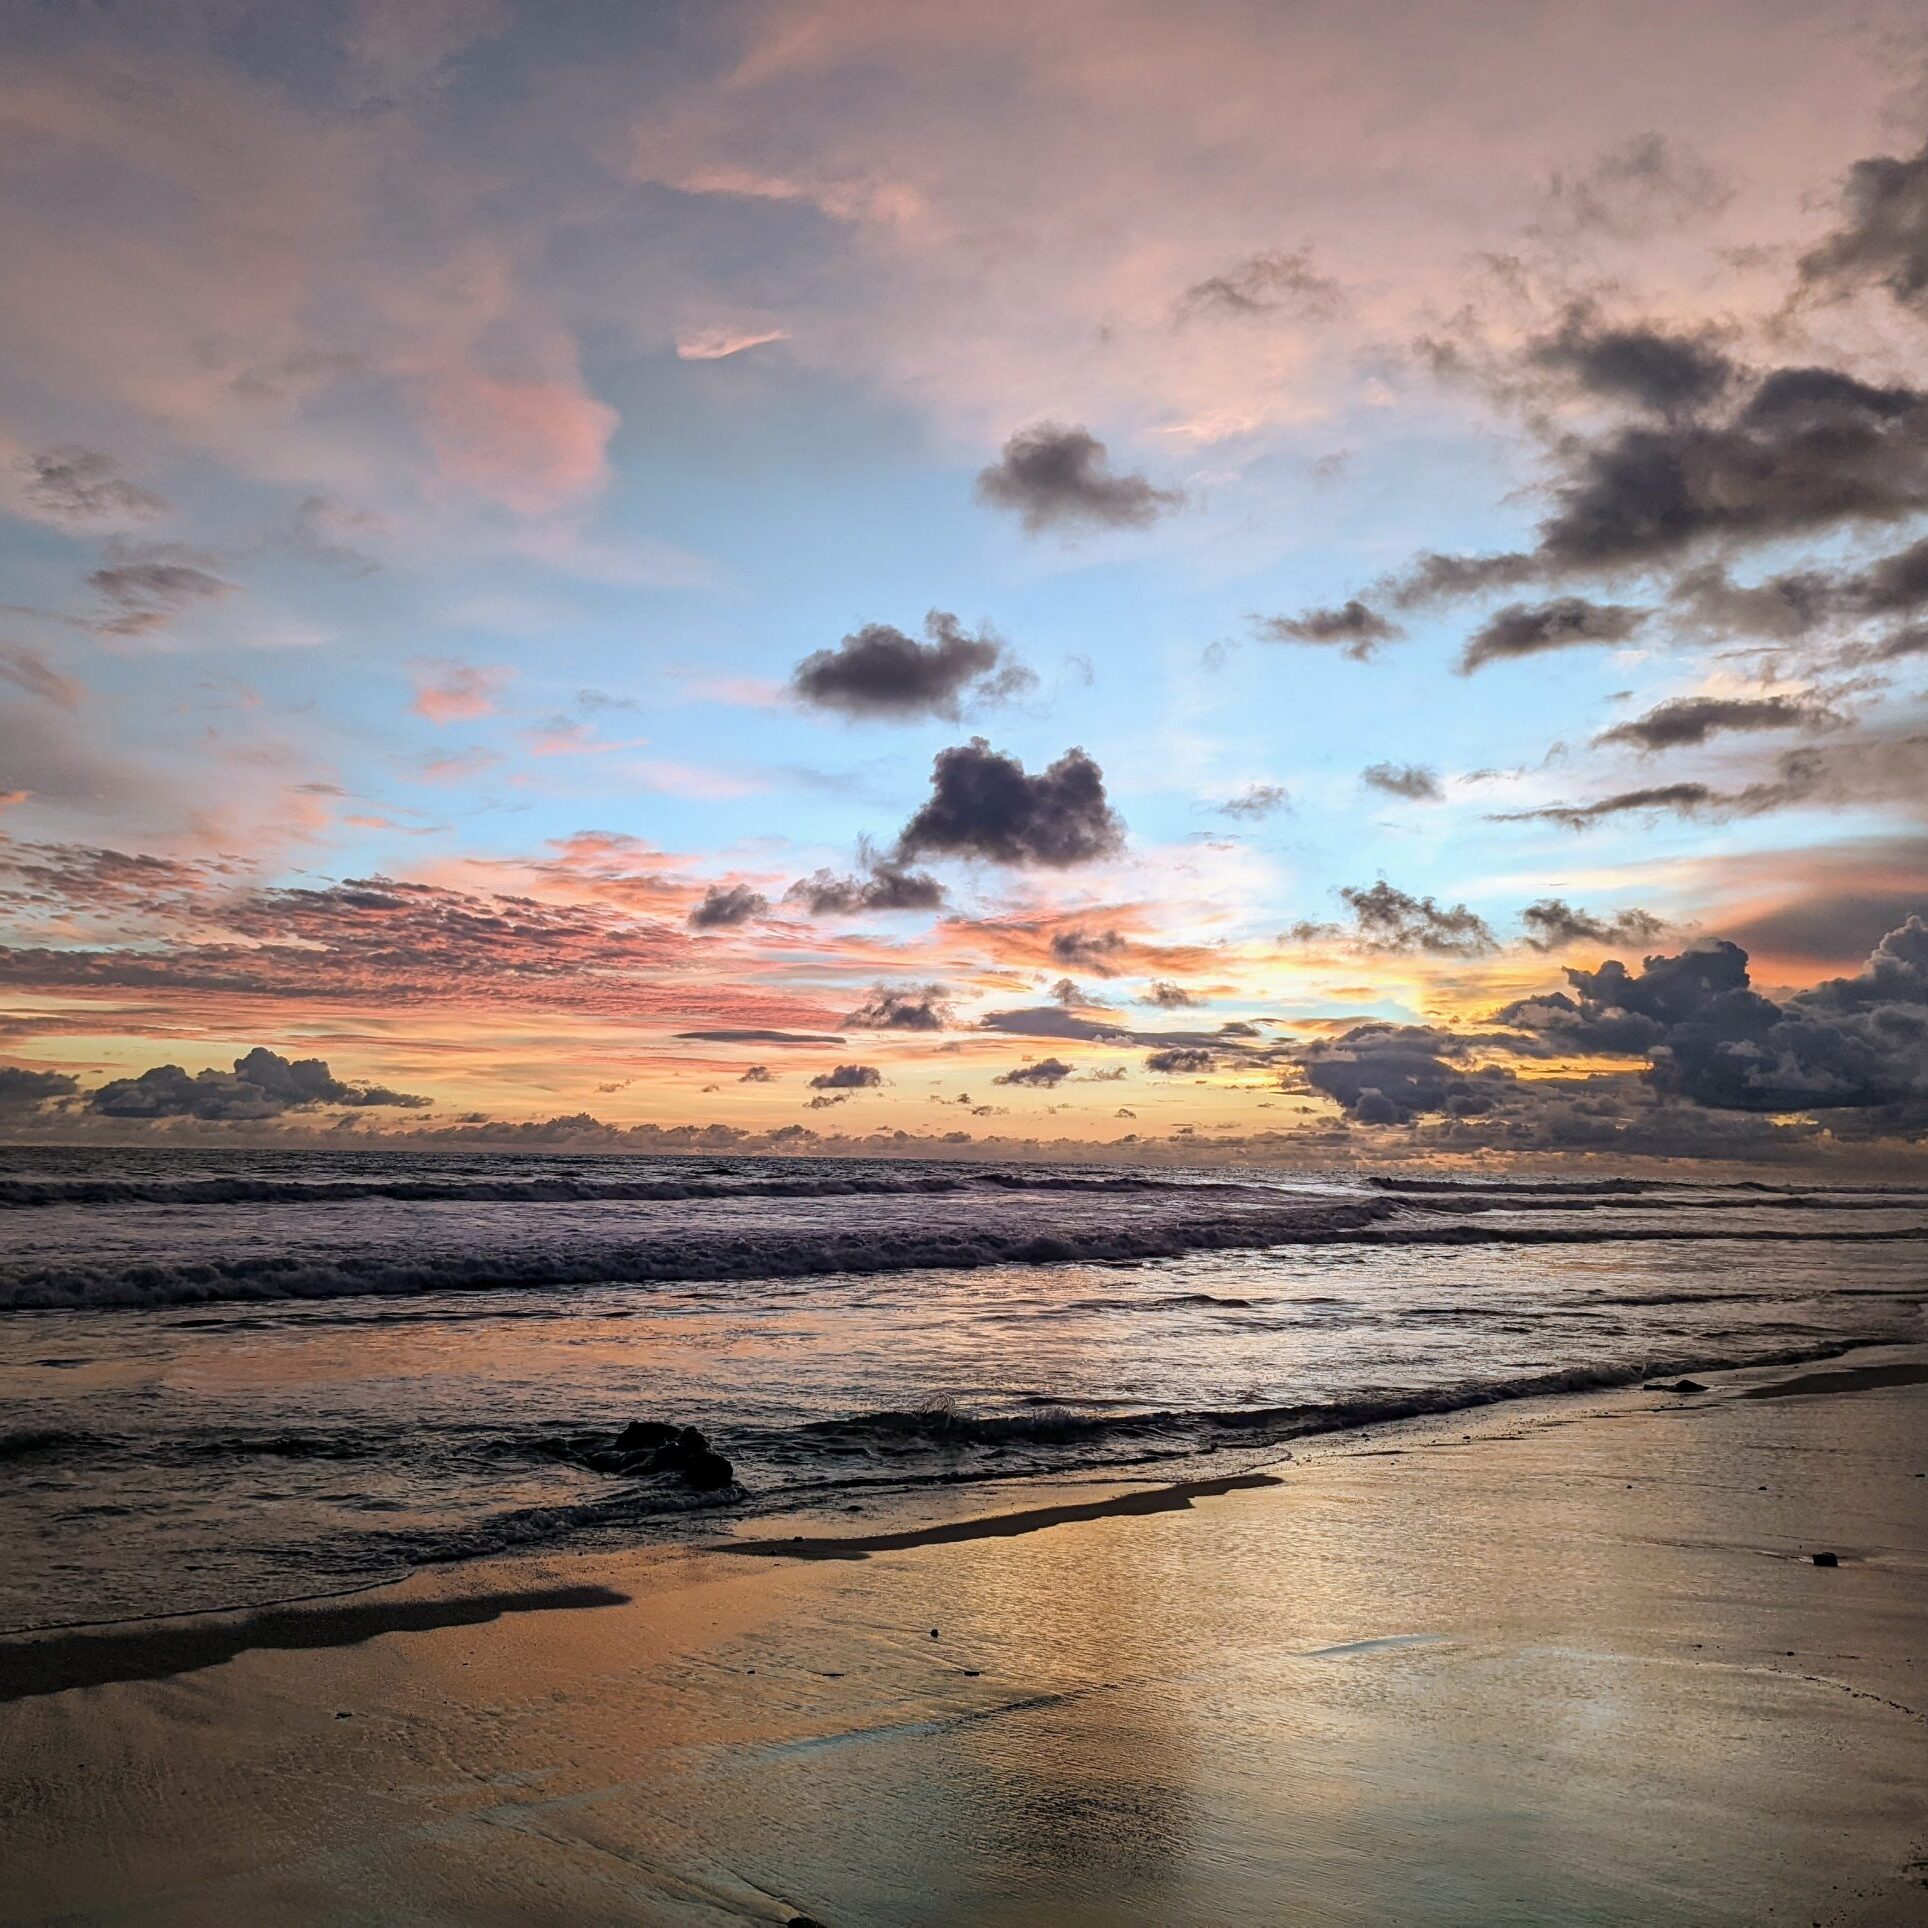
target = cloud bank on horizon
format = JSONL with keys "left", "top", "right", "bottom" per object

{"left": 2, "top": 0, "right": 1927, "bottom": 1167}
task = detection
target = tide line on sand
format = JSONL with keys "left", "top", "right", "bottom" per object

{"left": 718, "top": 1470, "right": 1282, "bottom": 1562}
{"left": 0, "top": 1583, "right": 630, "bottom": 1705}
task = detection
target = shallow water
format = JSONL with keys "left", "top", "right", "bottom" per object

{"left": 2, "top": 1146, "right": 1923, "bottom": 1628}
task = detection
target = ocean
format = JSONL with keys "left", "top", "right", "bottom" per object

{"left": 3, "top": 1145, "right": 1924, "bottom": 1631}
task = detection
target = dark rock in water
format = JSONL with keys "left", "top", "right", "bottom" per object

{"left": 788, "top": 1917, "right": 826, "bottom": 1927}
{"left": 1811, "top": 1550, "right": 1839, "bottom": 1567}
{"left": 541, "top": 1421, "right": 734, "bottom": 1490}
{"left": 612, "top": 1420, "right": 682, "bottom": 1454}
{"left": 613, "top": 1423, "right": 734, "bottom": 1490}
{"left": 1643, "top": 1378, "right": 1708, "bottom": 1394}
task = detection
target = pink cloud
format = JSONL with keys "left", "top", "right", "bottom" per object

{"left": 675, "top": 326, "right": 791, "bottom": 360}
{"left": 415, "top": 747, "right": 502, "bottom": 784}
{"left": 521, "top": 716, "right": 649, "bottom": 757}
{"left": 409, "top": 658, "right": 512, "bottom": 723}
{"left": 423, "top": 368, "right": 619, "bottom": 514}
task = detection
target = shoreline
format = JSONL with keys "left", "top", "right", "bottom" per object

{"left": 3, "top": 1331, "right": 1909, "bottom": 1647}
{"left": 4, "top": 1343, "right": 1925, "bottom": 1923}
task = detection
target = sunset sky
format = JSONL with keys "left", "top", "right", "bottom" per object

{"left": 3, "top": 0, "right": 1928, "bottom": 1163}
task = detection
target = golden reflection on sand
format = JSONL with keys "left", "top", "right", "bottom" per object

{"left": 2, "top": 1358, "right": 1925, "bottom": 1925}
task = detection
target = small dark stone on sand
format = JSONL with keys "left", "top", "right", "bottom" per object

{"left": 1812, "top": 1551, "right": 1839, "bottom": 1567}
{"left": 335, "top": 1710, "right": 352, "bottom": 1719}
{"left": 930, "top": 1628, "right": 940, "bottom": 1639}
{"left": 1643, "top": 1379, "right": 1707, "bottom": 1394}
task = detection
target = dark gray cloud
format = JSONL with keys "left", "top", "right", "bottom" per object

{"left": 1459, "top": 597, "right": 1646, "bottom": 672}
{"left": 1667, "top": 535, "right": 1928, "bottom": 645}
{"left": 1498, "top": 919, "right": 1928, "bottom": 1118}
{"left": 1490, "top": 779, "right": 1716, "bottom": 829}
{"left": 0, "top": 1064, "right": 77, "bottom": 1110}
{"left": 1519, "top": 899, "right": 1667, "bottom": 952}
{"left": 807, "top": 1063, "right": 883, "bottom": 1091}
{"left": 1541, "top": 368, "right": 1928, "bottom": 570}
{"left": 895, "top": 739, "right": 1125, "bottom": 868}
{"left": 843, "top": 983, "right": 952, "bottom": 1031}
{"left": 1292, "top": 881, "right": 1498, "bottom": 957}
{"left": 1385, "top": 551, "right": 1538, "bottom": 608}
{"left": 1865, "top": 622, "right": 1928, "bottom": 663}
{"left": 1595, "top": 694, "right": 1831, "bottom": 751}
{"left": 993, "top": 1057, "right": 1075, "bottom": 1087}
{"left": 980, "top": 1005, "right": 1129, "bottom": 1043}
{"left": 688, "top": 883, "right": 768, "bottom": 929}
{"left": 1255, "top": 599, "right": 1399, "bottom": 659}
{"left": 1528, "top": 307, "right": 1735, "bottom": 416}
{"left": 1145, "top": 1047, "right": 1214, "bottom": 1074}
{"left": 1297, "top": 1023, "right": 1510, "bottom": 1124}
{"left": 738, "top": 1065, "right": 775, "bottom": 1083}
{"left": 1492, "top": 749, "right": 1831, "bottom": 829}
{"left": 16, "top": 447, "right": 166, "bottom": 526}
{"left": 1216, "top": 782, "right": 1292, "bottom": 820}
{"left": 89, "top": 1047, "right": 427, "bottom": 1122}
{"left": 1854, "top": 533, "right": 1928, "bottom": 614}
{"left": 976, "top": 423, "right": 1182, "bottom": 534}
{"left": 1141, "top": 980, "right": 1197, "bottom": 1009}
{"left": 1361, "top": 761, "right": 1443, "bottom": 801}
{"left": 0, "top": 644, "right": 82, "bottom": 709}
{"left": 1385, "top": 364, "right": 1928, "bottom": 608}
{"left": 1799, "top": 136, "right": 1928, "bottom": 309}
{"left": 976, "top": 1005, "right": 1238, "bottom": 1053}
{"left": 1049, "top": 927, "right": 1127, "bottom": 973}
{"left": 1665, "top": 562, "right": 1844, "bottom": 640}
{"left": 1178, "top": 249, "right": 1342, "bottom": 321}
{"left": 790, "top": 611, "right": 1033, "bottom": 720}
{"left": 785, "top": 854, "right": 946, "bottom": 917}
{"left": 88, "top": 544, "right": 233, "bottom": 637}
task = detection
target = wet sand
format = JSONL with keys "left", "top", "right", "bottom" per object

{"left": 2, "top": 1347, "right": 1924, "bottom": 1926}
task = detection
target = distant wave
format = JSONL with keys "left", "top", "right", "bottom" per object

{"left": 0, "top": 1427, "right": 106, "bottom": 1463}
{"left": 0, "top": 1168, "right": 1251, "bottom": 1211}
{"left": 1369, "top": 1174, "right": 1663, "bottom": 1195}
{"left": 5, "top": 1199, "right": 1927, "bottom": 1310}
{"left": 1371, "top": 1188, "right": 1921, "bottom": 1215}
{"left": 0, "top": 1199, "right": 1394, "bottom": 1308}
{"left": 1371, "top": 1174, "right": 1928, "bottom": 1201}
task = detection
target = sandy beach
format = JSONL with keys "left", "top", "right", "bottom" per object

{"left": 3, "top": 1347, "right": 1923, "bottom": 1926}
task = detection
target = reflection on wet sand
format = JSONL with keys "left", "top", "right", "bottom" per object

{"left": 1, "top": 1353, "right": 1924, "bottom": 1924}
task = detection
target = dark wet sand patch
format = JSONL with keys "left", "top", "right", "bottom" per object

{"left": 1742, "top": 1361, "right": 1928, "bottom": 1401}
{"left": 0, "top": 1583, "right": 628, "bottom": 1704}
{"left": 723, "top": 1471, "right": 1280, "bottom": 1561}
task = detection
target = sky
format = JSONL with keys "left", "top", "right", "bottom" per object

{"left": 2, "top": 0, "right": 1928, "bottom": 1167}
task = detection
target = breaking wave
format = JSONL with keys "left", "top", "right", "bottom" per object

{"left": 0, "top": 1166, "right": 1243, "bottom": 1211}
{"left": 274, "top": 1339, "right": 1887, "bottom": 1573}
{"left": 6, "top": 1204, "right": 1925, "bottom": 1311}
